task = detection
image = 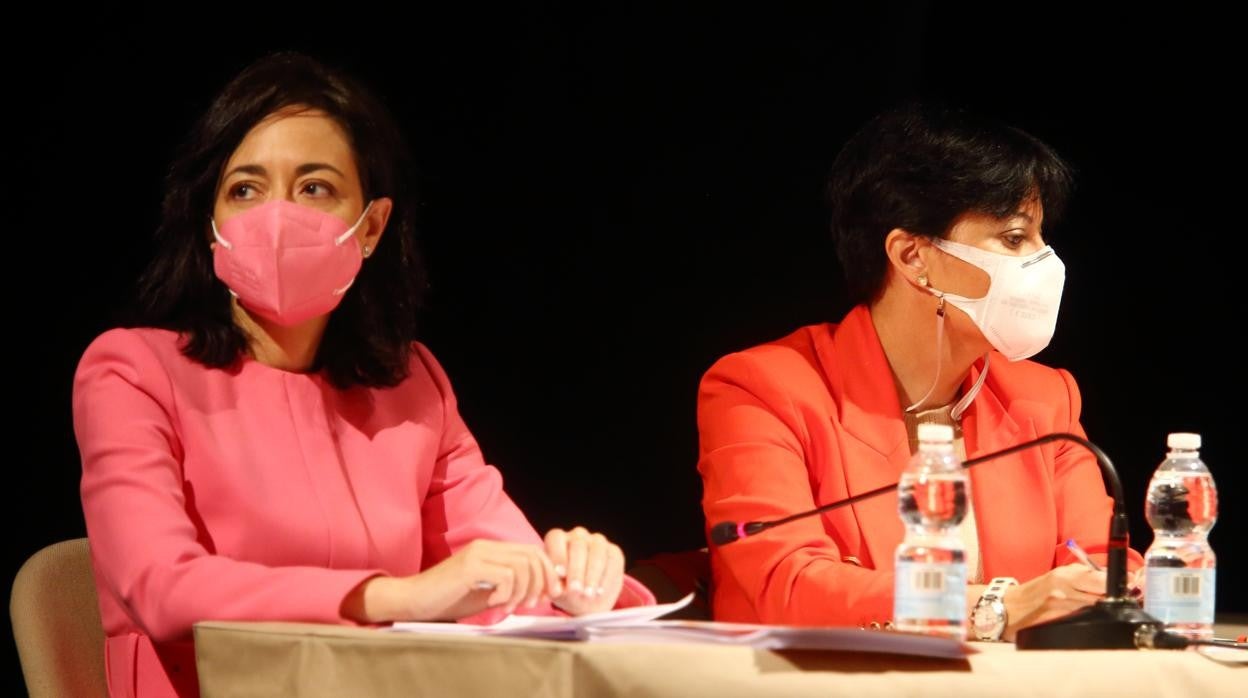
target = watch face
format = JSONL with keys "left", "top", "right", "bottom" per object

{"left": 972, "top": 601, "right": 1005, "bottom": 639}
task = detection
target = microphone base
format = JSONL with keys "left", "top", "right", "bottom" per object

{"left": 1015, "top": 599, "right": 1162, "bottom": 650}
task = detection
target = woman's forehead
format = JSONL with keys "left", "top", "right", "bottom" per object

{"left": 225, "top": 108, "right": 355, "bottom": 172}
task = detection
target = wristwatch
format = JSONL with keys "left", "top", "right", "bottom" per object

{"left": 971, "top": 577, "right": 1018, "bottom": 641}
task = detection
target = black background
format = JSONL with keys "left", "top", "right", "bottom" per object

{"left": 8, "top": 5, "right": 1242, "bottom": 691}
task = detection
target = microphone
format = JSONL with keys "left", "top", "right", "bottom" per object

{"left": 709, "top": 432, "right": 1165, "bottom": 650}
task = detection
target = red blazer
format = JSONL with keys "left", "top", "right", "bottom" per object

{"left": 697, "top": 305, "right": 1140, "bottom": 627}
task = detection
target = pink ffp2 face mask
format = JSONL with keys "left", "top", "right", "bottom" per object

{"left": 211, "top": 200, "right": 372, "bottom": 327}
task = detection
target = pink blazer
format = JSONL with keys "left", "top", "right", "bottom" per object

{"left": 74, "top": 328, "right": 653, "bottom": 697}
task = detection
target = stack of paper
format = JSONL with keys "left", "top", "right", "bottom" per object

{"left": 388, "top": 594, "right": 971, "bottom": 659}
{"left": 388, "top": 593, "right": 698, "bottom": 640}
{"left": 585, "top": 620, "right": 971, "bottom": 658}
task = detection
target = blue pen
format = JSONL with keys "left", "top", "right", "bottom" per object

{"left": 1065, "top": 538, "right": 1103, "bottom": 572}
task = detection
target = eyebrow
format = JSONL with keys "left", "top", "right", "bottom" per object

{"left": 295, "top": 162, "right": 346, "bottom": 178}
{"left": 223, "top": 164, "right": 266, "bottom": 180}
{"left": 222, "top": 162, "right": 346, "bottom": 180}
{"left": 1011, "top": 210, "right": 1034, "bottom": 223}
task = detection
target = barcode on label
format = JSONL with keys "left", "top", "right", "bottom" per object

{"left": 911, "top": 568, "right": 945, "bottom": 592}
{"left": 1171, "top": 573, "right": 1201, "bottom": 597}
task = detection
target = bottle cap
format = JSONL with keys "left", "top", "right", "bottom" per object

{"left": 917, "top": 423, "right": 954, "bottom": 443}
{"left": 1166, "top": 432, "right": 1201, "bottom": 450}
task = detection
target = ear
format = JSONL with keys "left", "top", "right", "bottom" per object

{"left": 883, "top": 228, "right": 931, "bottom": 288}
{"left": 358, "top": 197, "right": 394, "bottom": 258}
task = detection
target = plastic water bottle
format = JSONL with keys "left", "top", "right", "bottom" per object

{"left": 894, "top": 423, "right": 968, "bottom": 638}
{"left": 1144, "top": 432, "right": 1217, "bottom": 640}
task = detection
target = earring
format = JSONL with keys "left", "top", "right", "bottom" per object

{"left": 362, "top": 244, "right": 372, "bottom": 258}
{"left": 917, "top": 272, "right": 929, "bottom": 287}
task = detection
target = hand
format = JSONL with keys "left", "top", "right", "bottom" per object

{"left": 1002, "top": 564, "right": 1106, "bottom": 642}
{"left": 342, "top": 539, "right": 561, "bottom": 623}
{"left": 543, "top": 526, "right": 626, "bottom": 615}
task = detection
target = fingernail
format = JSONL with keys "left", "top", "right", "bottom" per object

{"left": 569, "top": 580, "right": 582, "bottom": 592}
{"left": 552, "top": 582, "right": 564, "bottom": 596}
{"left": 554, "top": 565, "right": 567, "bottom": 577}
{"left": 584, "top": 586, "right": 598, "bottom": 598}
{"left": 596, "top": 587, "right": 606, "bottom": 597}
{"left": 526, "top": 598, "right": 538, "bottom": 608}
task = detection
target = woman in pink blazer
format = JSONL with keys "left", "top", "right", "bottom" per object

{"left": 73, "top": 53, "right": 653, "bottom": 698}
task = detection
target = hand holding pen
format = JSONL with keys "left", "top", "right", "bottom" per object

{"left": 1064, "top": 538, "right": 1103, "bottom": 571}
{"left": 1066, "top": 538, "right": 1143, "bottom": 599}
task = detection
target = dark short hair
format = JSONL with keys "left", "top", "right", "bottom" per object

{"left": 826, "top": 103, "right": 1073, "bottom": 305}
{"left": 133, "top": 52, "right": 425, "bottom": 388}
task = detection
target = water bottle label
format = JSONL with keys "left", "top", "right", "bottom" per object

{"left": 894, "top": 561, "right": 967, "bottom": 621}
{"left": 1144, "top": 567, "right": 1215, "bottom": 624}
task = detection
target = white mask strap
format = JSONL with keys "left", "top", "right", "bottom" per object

{"left": 336, "top": 201, "right": 375, "bottom": 246}
{"left": 905, "top": 286, "right": 947, "bottom": 413}
{"left": 906, "top": 275, "right": 990, "bottom": 417}
{"left": 951, "top": 353, "right": 990, "bottom": 420}
{"left": 210, "top": 219, "right": 233, "bottom": 250}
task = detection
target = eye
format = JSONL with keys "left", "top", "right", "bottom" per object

{"left": 1001, "top": 233, "right": 1026, "bottom": 250}
{"left": 997, "top": 227, "right": 1030, "bottom": 251}
{"left": 228, "top": 182, "right": 258, "bottom": 200}
{"left": 301, "top": 181, "right": 335, "bottom": 198}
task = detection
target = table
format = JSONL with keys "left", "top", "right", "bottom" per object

{"left": 194, "top": 619, "right": 1244, "bottom": 697}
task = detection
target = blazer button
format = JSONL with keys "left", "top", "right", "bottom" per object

{"left": 869, "top": 621, "right": 882, "bottom": 630}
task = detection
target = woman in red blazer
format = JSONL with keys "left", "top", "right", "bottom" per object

{"left": 697, "top": 104, "right": 1141, "bottom": 640}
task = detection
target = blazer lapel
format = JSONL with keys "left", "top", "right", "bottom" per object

{"left": 813, "top": 306, "right": 909, "bottom": 571}
{"left": 960, "top": 360, "right": 1053, "bottom": 581}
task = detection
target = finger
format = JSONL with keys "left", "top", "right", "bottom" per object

{"left": 500, "top": 551, "right": 534, "bottom": 614}
{"left": 524, "top": 550, "right": 546, "bottom": 609}
{"left": 544, "top": 529, "right": 570, "bottom": 579}
{"left": 565, "top": 527, "right": 590, "bottom": 595}
{"left": 478, "top": 562, "right": 516, "bottom": 609}
{"left": 1047, "top": 587, "right": 1101, "bottom": 617}
{"left": 1070, "top": 572, "right": 1108, "bottom": 595}
{"left": 598, "top": 544, "right": 626, "bottom": 608}
{"left": 581, "top": 533, "right": 611, "bottom": 600}
{"left": 535, "top": 545, "right": 562, "bottom": 598}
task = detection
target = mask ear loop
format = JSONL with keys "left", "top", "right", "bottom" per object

{"left": 210, "top": 219, "right": 233, "bottom": 250}
{"left": 951, "top": 352, "right": 990, "bottom": 420}
{"left": 904, "top": 278, "right": 946, "bottom": 413}
{"left": 906, "top": 249, "right": 995, "bottom": 418}
{"left": 335, "top": 201, "right": 375, "bottom": 246}
{"left": 330, "top": 201, "right": 376, "bottom": 296}
{"left": 903, "top": 291, "right": 991, "bottom": 417}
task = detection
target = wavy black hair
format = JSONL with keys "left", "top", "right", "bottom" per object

{"left": 133, "top": 52, "right": 425, "bottom": 388}
{"left": 827, "top": 103, "right": 1073, "bottom": 305}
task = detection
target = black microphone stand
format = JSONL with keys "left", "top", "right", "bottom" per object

{"left": 996, "top": 434, "right": 1160, "bottom": 650}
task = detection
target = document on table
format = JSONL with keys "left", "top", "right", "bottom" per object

{"left": 585, "top": 620, "right": 972, "bottom": 659}
{"left": 387, "top": 593, "right": 696, "bottom": 639}
{"left": 389, "top": 592, "right": 970, "bottom": 658}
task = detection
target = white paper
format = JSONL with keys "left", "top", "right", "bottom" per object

{"left": 585, "top": 620, "right": 973, "bottom": 659}
{"left": 1196, "top": 645, "right": 1248, "bottom": 665}
{"left": 387, "top": 593, "right": 695, "bottom": 639}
